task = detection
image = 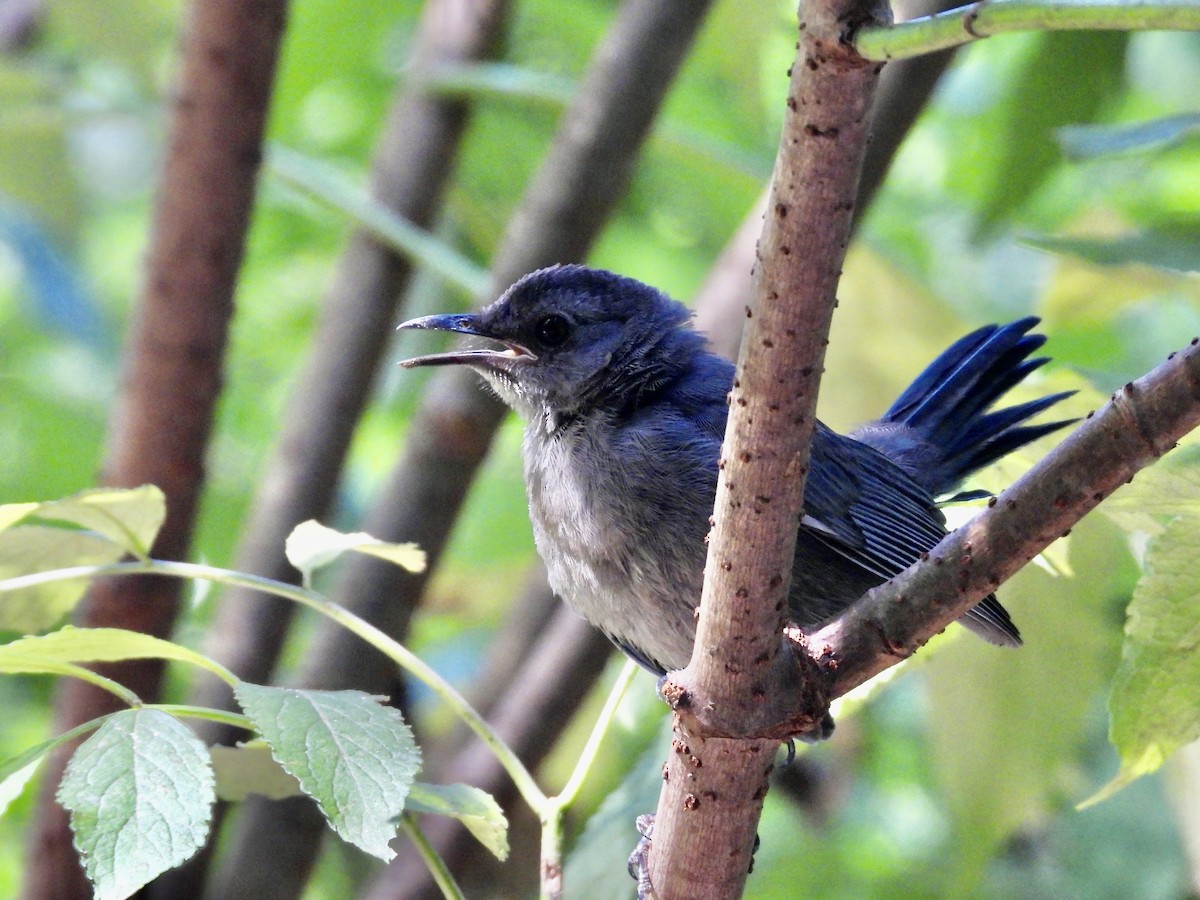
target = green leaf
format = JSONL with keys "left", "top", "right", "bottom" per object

{"left": 266, "top": 145, "right": 489, "bottom": 298}
{"left": 1101, "top": 446, "right": 1200, "bottom": 536}
{"left": 233, "top": 683, "right": 421, "bottom": 861}
{"left": 419, "top": 61, "right": 576, "bottom": 106}
{"left": 33, "top": 486, "right": 167, "bottom": 559}
{"left": 407, "top": 782, "right": 508, "bottom": 861}
{"left": 1058, "top": 113, "right": 1200, "bottom": 160}
{"left": 971, "top": 32, "right": 1127, "bottom": 239}
{"left": 1023, "top": 229, "right": 1200, "bottom": 274}
{"left": 1088, "top": 517, "right": 1200, "bottom": 805}
{"left": 57, "top": 709, "right": 215, "bottom": 900}
{"left": 0, "top": 716, "right": 115, "bottom": 784}
{"left": 0, "top": 652, "right": 141, "bottom": 705}
{"left": 209, "top": 741, "right": 303, "bottom": 801}
{"left": 284, "top": 519, "right": 426, "bottom": 583}
{"left": 0, "top": 525, "right": 125, "bottom": 631}
{"left": 0, "top": 756, "right": 40, "bottom": 817}
{"left": 0, "top": 502, "right": 38, "bottom": 533}
{"left": 927, "top": 514, "right": 1132, "bottom": 873}
{"left": 0, "top": 626, "right": 237, "bottom": 686}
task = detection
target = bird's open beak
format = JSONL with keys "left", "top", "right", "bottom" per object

{"left": 397, "top": 313, "right": 537, "bottom": 368}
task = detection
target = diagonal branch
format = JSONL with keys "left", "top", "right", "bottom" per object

{"left": 815, "top": 336, "right": 1200, "bottom": 695}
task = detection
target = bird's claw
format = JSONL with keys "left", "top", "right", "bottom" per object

{"left": 628, "top": 813, "right": 656, "bottom": 899}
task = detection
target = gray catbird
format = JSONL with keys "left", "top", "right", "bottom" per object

{"left": 399, "top": 265, "right": 1070, "bottom": 675}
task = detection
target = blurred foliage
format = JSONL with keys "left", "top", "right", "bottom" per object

{"left": 1, "top": 0, "right": 1199, "bottom": 897}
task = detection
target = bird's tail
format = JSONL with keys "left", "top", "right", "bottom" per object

{"left": 855, "top": 317, "right": 1074, "bottom": 498}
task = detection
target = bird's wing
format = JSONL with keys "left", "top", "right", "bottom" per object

{"left": 803, "top": 426, "right": 1019, "bottom": 645}
{"left": 803, "top": 426, "right": 948, "bottom": 578}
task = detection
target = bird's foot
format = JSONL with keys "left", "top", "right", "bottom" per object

{"left": 627, "top": 813, "right": 655, "bottom": 899}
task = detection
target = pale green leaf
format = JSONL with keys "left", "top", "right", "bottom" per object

{"left": 267, "top": 145, "right": 488, "bottom": 298}
{"left": 1023, "top": 230, "right": 1200, "bottom": 274}
{"left": 285, "top": 519, "right": 426, "bottom": 582}
{"left": 32, "top": 486, "right": 166, "bottom": 559}
{"left": 210, "top": 742, "right": 303, "bottom": 801}
{"left": 0, "top": 525, "right": 125, "bottom": 631}
{"left": 1090, "top": 517, "right": 1200, "bottom": 805}
{"left": 233, "top": 684, "right": 421, "bottom": 861}
{"left": 0, "top": 652, "right": 141, "bottom": 705}
{"left": 0, "top": 502, "right": 38, "bottom": 534}
{"left": 0, "top": 756, "right": 40, "bottom": 816}
{"left": 1058, "top": 113, "right": 1200, "bottom": 160}
{"left": 58, "top": 709, "right": 215, "bottom": 900}
{"left": 407, "top": 782, "right": 508, "bottom": 861}
{"left": 0, "top": 626, "right": 236, "bottom": 686}
{"left": 927, "top": 514, "right": 1132, "bottom": 857}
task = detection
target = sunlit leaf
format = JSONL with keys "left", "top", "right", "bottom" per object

{"left": 1087, "top": 517, "right": 1200, "bottom": 806}
{"left": 0, "top": 756, "right": 40, "bottom": 817}
{"left": 233, "top": 684, "right": 421, "bottom": 861}
{"left": 57, "top": 709, "right": 214, "bottom": 900}
{"left": 407, "top": 782, "right": 508, "bottom": 861}
{"left": 285, "top": 519, "right": 426, "bottom": 583}
{"left": 0, "top": 502, "right": 38, "bottom": 533}
{"left": 0, "top": 525, "right": 125, "bottom": 631}
{"left": 0, "top": 626, "right": 236, "bottom": 685}
{"left": 32, "top": 486, "right": 167, "bottom": 559}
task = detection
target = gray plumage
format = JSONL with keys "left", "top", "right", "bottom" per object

{"left": 399, "top": 265, "right": 1071, "bottom": 675}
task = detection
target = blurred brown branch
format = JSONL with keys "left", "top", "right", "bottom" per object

{"left": 23, "top": 1, "right": 288, "bottom": 898}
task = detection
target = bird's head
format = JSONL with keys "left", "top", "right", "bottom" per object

{"left": 398, "top": 265, "right": 701, "bottom": 421}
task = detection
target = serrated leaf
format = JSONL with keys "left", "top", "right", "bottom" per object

{"left": 407, "top": 782, "right": 508, "bottom": 860}
{"left": 0, "top": 525, "right": 125, "bottom": 631}
{"left": 1088, "top": 517, "right": 1200, "bottom": 806}
{"left": 210, "top": 742, "right": 303, "bottom": 801}
{"left": 1057, "top": 113, "right": 1200, "bottom": 160}
{"left": 58, "top": 709, "right": 214, "bottom": 900}
{"left": 233, "top": 684, "right": 421, "bottom": 860}
{"left": 0, "top": 626, "right": 236, "bottom": 685}
{"left": 285, "top": 519, "right": 426, "bottom": 583}
{"left": 33, "top": 486, "right": 166, "bottom": 559}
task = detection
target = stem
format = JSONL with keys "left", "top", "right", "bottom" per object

{"left": 537, "top": 659, "right": 639, "bottom": 900}
{"left": 855, "top": 0, "right": 1200, "bottom": 60}
{"left": 0, "top": 559, "right": 548, "bottom": 812}
{"left": 147, "top": 705, "right": 256, "bottom": 731}
{"left": 399, "top": 815, "right": 466, "bottom": 900}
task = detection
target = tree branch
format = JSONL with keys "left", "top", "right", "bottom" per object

{"left": 191, "top": 0, "right": 509, "bottom": 728}
{"left": 646, "top": 0, "right": 890, "bottom": 894}
{"left": 855, "top": 0, "right": 1200, "bottom": 61}
{"left": 815, "top": 336, "right": 1200, "bottom": 695}
{"left": 23, "top": 2, "right": 287, "bottom": 898}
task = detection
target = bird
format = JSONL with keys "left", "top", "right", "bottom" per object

{"left": 398, "top": 264, "right": 1071, "bottom": 676}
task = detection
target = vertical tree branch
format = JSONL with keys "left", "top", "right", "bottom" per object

{"left": 648, "top": 0, "right": 889, "bottom": 894}
{"left": 22, "top": 2, "right": 288, "bottom": 898}
{"left": 194, "top": 0, "right": 511, "bottom": 724}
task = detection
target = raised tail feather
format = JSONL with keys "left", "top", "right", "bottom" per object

{"left": 856, "top": 317, "right": 1075, "bottom": 498}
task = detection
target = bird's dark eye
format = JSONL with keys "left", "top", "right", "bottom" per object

{"left": 534, "top": 314, "right": 570, "bottom": 349}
